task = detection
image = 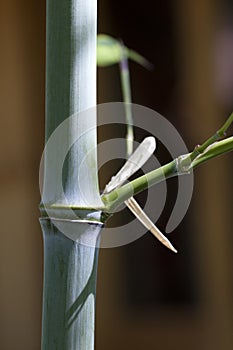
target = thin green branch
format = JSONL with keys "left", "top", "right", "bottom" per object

{"left": 189, "top": 112, "right": 233, "bottom": 162}
{"left": 191, "top": 135, "right": 233, "bottom": 168}
{"left": 102, "top": 159, "right": 177, "bottom": 212}
{"left": 102, "top": 136, "right": 233, "bottom": 213}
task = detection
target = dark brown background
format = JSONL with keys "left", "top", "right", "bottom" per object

{"left": 0, "top": 0, "right": 233, "bottom": 349}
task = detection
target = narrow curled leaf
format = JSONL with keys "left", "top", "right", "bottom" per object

{"left": 97, "top": 34, "right": 152, "bottom": 69}
{"left": 104, "top": 136, "right": 156, "bottom": 194}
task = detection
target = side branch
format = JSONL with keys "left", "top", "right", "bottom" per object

{"left": 102, "top": 136, "right": 233, "bottom": 213}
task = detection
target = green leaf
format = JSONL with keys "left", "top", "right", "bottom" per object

{"left": 97, "top": 34, "right": 152, "bottom": 69}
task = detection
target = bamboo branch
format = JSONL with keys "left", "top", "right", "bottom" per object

{"left": 102, "top": 136, "right": 233, "bottom": 212}
{"left": 188, "top": 112, "right": 233, "bottom": 162}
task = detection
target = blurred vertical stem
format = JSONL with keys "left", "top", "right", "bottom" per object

{"left": 119, "top": 43, "right": 133, "bottom": 157}
{"left": 40, "top": 1, "right": 103, "bottom": 349}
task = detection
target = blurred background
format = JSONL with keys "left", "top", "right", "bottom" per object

{"left": 0, "top": 0, "right": 233, "bottom": 349}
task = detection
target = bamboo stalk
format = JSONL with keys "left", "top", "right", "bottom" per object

{"left": 40, "top": 1, "right": 103, "bottom": 349}
{"left": 42, "top": 0, "right": 102, "bottom": 209}
{"left": 40, "top": 218, "right": 102, "bottom": 350}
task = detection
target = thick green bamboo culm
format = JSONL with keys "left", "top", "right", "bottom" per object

{"left": 43, "top": 0, "right": 102, "bottom": 209}
{"left": 40, "top": 0, "right": 102, "bottom": 349}
{"left": 40, "top": 219, "right": 102, "bottom": 350}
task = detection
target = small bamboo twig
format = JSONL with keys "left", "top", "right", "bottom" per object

{"left": 102, "top": 132, "right": 233, "bottom": 213}
{"left": 189, "top": 112, "right": 233, "bottom": 161}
